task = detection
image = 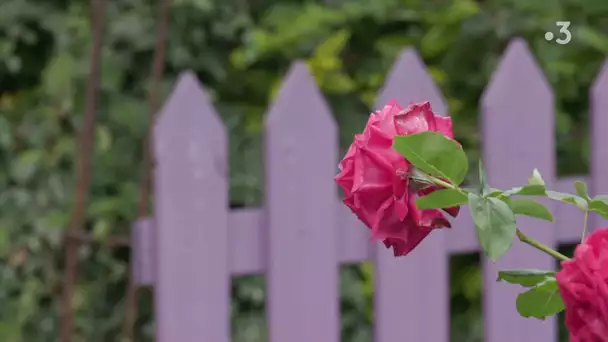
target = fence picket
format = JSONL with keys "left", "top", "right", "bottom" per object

{"left": 265, "top": 62, "right": 340, "bottom": 342}
{"left": 591, "top": 60, "right": 608, "bottom": 230}
{"left": 132, "top": 218, "right": 155, "bottom": 286}
{"left": 373, "top": 49, "right": 449, "bottom": 342}
{"left": 481, "top": 38, "right": 557, "bottom": 342}
{"left": 153, "top": 71, "right": 230, "bottom": 342}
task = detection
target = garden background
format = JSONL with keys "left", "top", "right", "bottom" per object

{"left": 0, "top": 0, "right": 607, "bottom": 340}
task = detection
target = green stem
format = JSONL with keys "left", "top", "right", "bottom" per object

{"left": 424, "top": 174, "right": 571, "bottom": 262}
{"left": 426, "top": 175, "right": 458, "bottom": 191}
{"left": 516, "top": 229, "right": 570, "bottom": 261}
{"left": 581, "top": 210, "right": 589, "bottom": 242}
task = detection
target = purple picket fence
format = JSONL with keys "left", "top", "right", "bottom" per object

{"left": 131, "top": 38, "right": 608, "bottom": 342}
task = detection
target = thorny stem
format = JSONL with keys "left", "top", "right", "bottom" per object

{"left": 422, "top": 173, "right": 571, "bottom": 262}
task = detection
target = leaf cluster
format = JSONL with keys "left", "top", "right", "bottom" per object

{"left": 397, "top": 132, "right": 607, "bottom": 321}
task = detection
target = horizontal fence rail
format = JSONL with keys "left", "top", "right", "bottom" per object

{"left": 131, "top": 38, "right": 608, "bottom": 342}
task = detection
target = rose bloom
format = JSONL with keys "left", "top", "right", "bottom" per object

{"left": 335, "top": 100, "right": 460, "bottom": 257}
{"left": 556, "top": 228, "right": 608, "bottom": 342}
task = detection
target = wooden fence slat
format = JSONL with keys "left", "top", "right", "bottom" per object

{"left": 265, "top": 62, "right": 339, "bottom": 342}
{"left": 481, "top": 38, "right": 557, "bottom": 342}
{"left": 555, "top": 176, "right": 589, "bottom": 243}
{"left": 153, "top": 71, "right": 229, "bottom": 342}
{"left": 132, "top": 218, "right": 155, "bottom": 286}
{"left": 590, "top": 60, "right": 608, "bottom": 230}
{"left": 373, "top": 49, "right": 449, "bottom": 342}
{"left": 135, "top": 175, "right": 591, "bottom": 279}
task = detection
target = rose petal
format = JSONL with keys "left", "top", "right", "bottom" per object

{"left": 434, "top": 115, "right": 454, "bottom": 139}
{"left": 393, "top": 101, "right": 437, "bottom": 135}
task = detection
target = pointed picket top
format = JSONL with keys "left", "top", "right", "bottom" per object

{"left": 482, "top": 38, "right": 552, "bottom": 106}
{"left": 376, "top": 48, "right": 447, "bottom": 114}
{"left": 265, "top": 61, "right": 337, "bottom": 133}
{"left": 152, "top": 70, "right": 229, "bottom": 342}
{"left": 373, "top": 47, "right": 449, "bottom": 342}
{"left": 481, "top": 38, "right": 557, "bottom": 342}
{"left": 264, "top": 60, "right": 339, "bottom": 342}
{"left": 154, "top": 70, "right": 226, "bottom": 159}
{"left": 590, "top": 59, "right": 608, "bottom": 229}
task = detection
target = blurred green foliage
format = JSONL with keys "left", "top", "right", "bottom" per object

{"left": 0, "top": 0, "right": 605, "bottom": 340}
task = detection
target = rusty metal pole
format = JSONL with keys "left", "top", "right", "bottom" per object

{"left": 123, "top": 0, "right": 172, "bottom": 339}
{"left": 60, "top": 0, "right": 107, "bottom": 340}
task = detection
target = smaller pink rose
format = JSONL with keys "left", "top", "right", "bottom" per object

{"left": 556, "top": 228, "right": 608, "bottom": 342}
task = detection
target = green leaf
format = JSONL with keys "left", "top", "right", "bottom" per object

{"left": 415, "top": 189, "right": 468, "bottom": 209}
{"left": 545, "top": 191, "right": 588, "bottom": 211}
{"left": 574, "top": 180, "right": 590, "bottom": 200}
{"left": 468, "top": 193, "right": 517, "bottom": 261}
{"left": 506, "top": 198, "right": 554, "bottom": 222}
{"left": 497, "top": 269, "right": 555, "bottom": 287}
{"left": 501, "top": 184, "right": 547, "bottom": 198}
{"left": 42, "top": 52, "right": 75, "bottom": 98}
{"left": 487, "top": 188, "right": 503, "bottom": 197}
{"left": 595, "top": 195, "right": 608, "bottom": 202}
{"left": 11, "top": 149, "right": 44, "bottom": 184}
{"left": 500, "top": 169, "right": 547, "bottom": 198}
{"left": 528, "top": 169, "right": 546, "bottom": 186}
{"left": 95, "top": 125, "right": 113, "bottom": 153}
{"left": 516, "top": 278, "right": 565, "bottom": 320}
{"left": 497, "top": 169, "right": 587, "bottom": 211}
{"left": 590, "top": 196, "right": 608, "bottom": 219}
{"left": 478, "top": 160, "right": 491, "bottom": 196}
{"left": 392, "top": 132, "right": 468, "bottom": 185}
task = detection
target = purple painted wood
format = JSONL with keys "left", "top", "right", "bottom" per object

{"left": 132, "top": 218, "right": 155, "bottom": 286}
{"left": 153, "top": 71, "right": 230, "bottom": 342}
{"left": 591, "top": 60, "right": 608, "bottom": 230}
{"left": 373, "top": 48, "right": 449, "bottom": 342}
{"left": 264, "top": 62, "right": 340, "bottom": 342}
{"left": 481, "top": 38, "right": 557, "bottom": 342}
{"left": 555, "top": 176, "right": 588, "bottom": 243}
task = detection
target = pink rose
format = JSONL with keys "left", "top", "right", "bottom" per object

{"left": 335, "top": 100, "right": 460, "bottom": 257}
{"left": 556, "top": 228, "right": 608, "bottom": 342}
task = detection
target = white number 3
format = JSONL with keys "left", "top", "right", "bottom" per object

{"left": 556, "top": 21, "right": 572, "bottom": 45}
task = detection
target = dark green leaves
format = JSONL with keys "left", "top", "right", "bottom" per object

{"left": 497, "top": 269, "right": 555, "bottom": 287}
{"left": 393, "top": 132, "right": 468, "bottom": 185}
{"left": 415, "top": 189, "right": 468, "bottom": 209}
{"left": 468, "top": 193, "right": 517, "bottom": 261}
{"left": 515, "top": 278, "right": 565, "bottom": 320}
